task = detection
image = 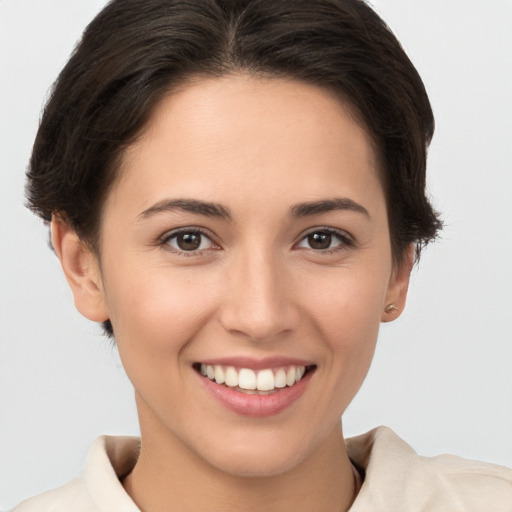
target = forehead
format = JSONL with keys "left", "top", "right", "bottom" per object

{"left": 108, "top": 74, "right": 383, "bottom": 218}
{"left": 134, "top": 74, "right": 375, "bottom": 160}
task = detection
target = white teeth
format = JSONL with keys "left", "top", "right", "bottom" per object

{"left": 275, "top": 369, "right": 287, "bottom": 388}
{"left": 286, "top": 367, "right": 296, "bottom": 386}
{"left": 200, "top": 364, "right": 309, "bottom": 392}
{"left": 225, "top": 366, "right": 238, "bottom": 387}
{"left": 238, "top": 369, "right": 257, "bottom": 390}
{"left": 214, "top": 366, "right": 225, "bottom": 384}
{"left": 256, "top": 369, "right": 274, "bottom": 391}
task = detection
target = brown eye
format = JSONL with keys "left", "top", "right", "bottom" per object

{"left": 166, "top": 231, "right": 213, "bottom": 252}
{"left": 297, "top": 229, "right": 350, "bottom": 251}
{"left": 177, "top": 232, "right": 201, "bottom": 250}
{"left": 307, "top": 232, "right": 332, "bottom": 250}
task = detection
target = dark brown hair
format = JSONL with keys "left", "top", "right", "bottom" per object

{"left": 27, "top": 0, "right": 442, "bottom": 335}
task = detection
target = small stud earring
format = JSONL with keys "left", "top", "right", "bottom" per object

{"left": 385, "top": 303, "right": 398, "bottom": 313}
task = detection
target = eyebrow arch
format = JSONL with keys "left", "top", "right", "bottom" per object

{"left": 137, "top": 198, "right": 231, "bottom": 221}
{"left": 290, "top": 198, "right": 370, "bottom": 219}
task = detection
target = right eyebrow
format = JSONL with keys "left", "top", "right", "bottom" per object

{"left": 136, "top": 198, "right": 232, "bottom": 221}
{"left": 290, "top": 197, "right": 371, "bottom": 219}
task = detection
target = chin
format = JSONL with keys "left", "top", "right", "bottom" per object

{"left": 194, "top": 431, "right": 317, "bottom": 478}
{"left": 212, "top": 451, "right": 305, "bottom": 479}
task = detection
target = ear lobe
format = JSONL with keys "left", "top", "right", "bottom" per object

{"left": 381, "top": 244, "right": 414, "bottom": 323}
{"left": 51, "top": 216, "right": 109, "bottom": 323}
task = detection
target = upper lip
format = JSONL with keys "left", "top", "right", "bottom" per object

{"left": 195, "top": 356, "right": 315, "bottom": 370}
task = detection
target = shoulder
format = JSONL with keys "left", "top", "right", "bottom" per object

{"left": 418, "top": 450, "right": 512, "bottom": 511}
{"left": 347, "top": 426, "right": 512, "bottom": 512}
{"left": 12, "top": 436, "right": 141, "bottom": 512}
{"left": 12, "top": 478, "right": 94, "bottom": 512}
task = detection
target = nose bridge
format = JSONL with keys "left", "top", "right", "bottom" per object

{"left": 220, "top": 244, "right": 297, "bottom": 341}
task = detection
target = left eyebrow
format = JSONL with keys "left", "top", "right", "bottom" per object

{"left": 290, "top": 198, "right": 371, "bottom": 219}
{"left": 136, "top": 198, "right": 232, "bottom": 221}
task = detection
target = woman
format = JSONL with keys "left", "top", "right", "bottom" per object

{"left": 8, "top": 0, "right": 512, "bottom": 510}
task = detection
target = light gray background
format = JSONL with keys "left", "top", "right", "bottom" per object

{"left": 1, "top": 0, "right": 511, "bottom": 509}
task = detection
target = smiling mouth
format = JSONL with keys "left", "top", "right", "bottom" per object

{"left": 193, "top": 363, "right": 316, "bottom": 395}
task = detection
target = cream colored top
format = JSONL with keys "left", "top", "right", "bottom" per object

{"left": 13, "top": 427, "right": 512, "bottom": 511}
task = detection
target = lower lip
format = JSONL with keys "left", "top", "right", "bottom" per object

{"left": 198, "top": 370, "right": 313, "bottom": 418}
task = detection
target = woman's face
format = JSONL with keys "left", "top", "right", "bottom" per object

{"left": 63, "top": 75, "right": 410, "bottom": 476}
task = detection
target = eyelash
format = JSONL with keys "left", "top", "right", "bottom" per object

{"left": 159, "top": 228, "right": 218, "bottom": 257}
{"left": 295, "top": 227, "right": 354, "bottom": 254}
{"left": 158, "top": 227, "right": 354, "bottom": 256}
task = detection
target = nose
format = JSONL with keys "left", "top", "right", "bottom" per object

{"left": 218, "top": 249, "right": 300, "bottom": 341}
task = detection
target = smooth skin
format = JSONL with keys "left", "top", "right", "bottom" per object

{"left": 52, "top": 75, "right": 412, "bottom": 512}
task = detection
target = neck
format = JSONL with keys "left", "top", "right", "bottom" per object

{"left": 123, "top": 409, "right": 357, "bottom": 512}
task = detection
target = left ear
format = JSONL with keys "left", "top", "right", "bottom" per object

{"left": 51, "top": 216, "right": 110, "bottom": 323}
{"left": 381, "top": 244, "right": 414, "bottom": 322}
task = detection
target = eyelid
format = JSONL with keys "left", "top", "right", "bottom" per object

{"left": 156, "top": 225, "right": 354, "bottom": 255}
{"left": 158, "top": 226, "right": 220, "bottom": 254}
{"left": 294, "top": 226, "right": 355, "bottom": 250}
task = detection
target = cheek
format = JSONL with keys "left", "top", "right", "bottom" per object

{"left": 102, "top": 263, "right": 223, "bottom": 417}
{"left": 303, "top": 263, "right": 388, "bottom": 339}
{"left": 301, "top": 265, "right": 389, "bottom": 398}
{"left": 103, "top": 261, "right": 219, "bottom": 354}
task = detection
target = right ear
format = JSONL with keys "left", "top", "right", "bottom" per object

{"left": 51, "top": 216, "right": 109, "bottom": 323}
